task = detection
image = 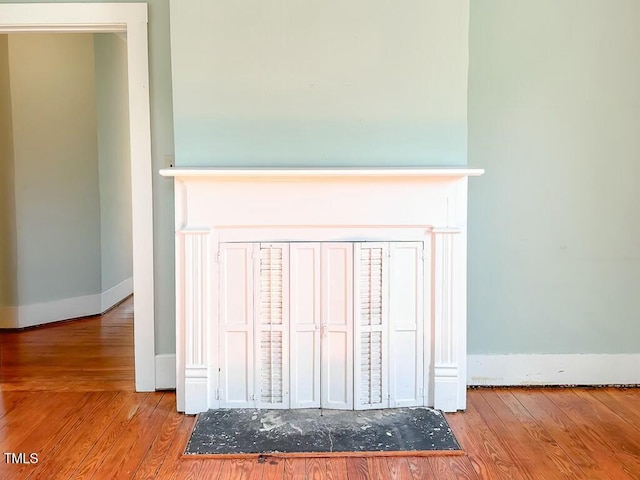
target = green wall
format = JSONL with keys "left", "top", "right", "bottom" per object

{"left": 467, "top": 1, "right": 640, "bottom": 354}
{"left": 3, "top": 1, "right": 639, "bottom": 360}
{"left": 0, "top": 35, "right": 16, "bottom": 313}
{"left": 9, "top": 33, "right": 102, "bottom": 305}
{"left": 0, "top": 32, "right": 140, "bottom": 324}
{"left": 94, "top": 33, "right": 133, "bottom": 292}
{"left": 170, "top": 0, "right": 469, "bottom": 167}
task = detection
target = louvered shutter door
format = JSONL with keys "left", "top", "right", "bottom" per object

{"left": 255, "top": 243, "right": 290, "bottom": 408}
{"left": 388, "top": 242, "right": 424, "bottom": 407}
{"left": 219, "top": 243, "right": 255, "bottom": 407}
{"left": 289, "top": 243, "right": 321, "bottom": 408}
{"left": 354, "top": 243, "right": 389, "bottom": 409}
{"left": 321, "top": 243, "right": 354, "bottom": 410}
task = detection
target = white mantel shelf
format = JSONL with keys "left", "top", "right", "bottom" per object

{"left": 159, "top": 166, "right": 484, "bottom": 178}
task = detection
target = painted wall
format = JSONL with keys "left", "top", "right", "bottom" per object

{"left": 4, "top": 1, "right": 637, "bottom": 370}
{"left": 0, "top": 35, "right": 17, "bottom": 318}
{"left": 467, "top": 1, "right": 640, "bottom": 354}
{"left": 170, "top": 0, "right": 469, "bottom": 167}
{"left": 94, "top": 33, "right": 133, "bottom": 292}
{"left": 9, "top": 33, "right": 102, "bottom": 306}
{"left": 1, "top": 32, "right": 135, "bottom": 326}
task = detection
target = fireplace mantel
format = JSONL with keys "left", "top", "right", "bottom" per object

{"left": 160, "top": 166, "right": 484, "bottom": 179}
{"left": 162, "top": 166, "right": 483, "bottom": 414}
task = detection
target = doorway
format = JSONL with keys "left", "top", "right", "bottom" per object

{"left": 0, "top": 4, "right": 155, "bottom": 391}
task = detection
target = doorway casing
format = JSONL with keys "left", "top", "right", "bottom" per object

{"left": 0, "top": 3, "right": 155, "bottom": 391}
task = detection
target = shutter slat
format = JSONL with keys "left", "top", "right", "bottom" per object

{"left": 257, "top": 245, "right": 287, "bottom": 406}
{"left": 358, "top": 247, "right": 384, "bottom": 406}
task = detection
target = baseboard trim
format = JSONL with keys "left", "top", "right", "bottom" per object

{"left": 468, "top": 354, "right": 640, "bottom": 386}
{"left": 18, "top": 294, "right": 101, "bottom": 328}
{"left": 155, "top": 353, "right": 177, "bottom": 390}
{"left": 101, "top": 277, "right": 134, "bottom": 313}
{"left": 13, "top": 277, "right": 134, "bottom": 328}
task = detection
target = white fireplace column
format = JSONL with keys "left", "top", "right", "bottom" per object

{"left": 162, "top": 167, "right": 483, "bottom": 414}
{"left": 433, "top": 228, "right": 463, "bottom": 411}
{"left": 180, "top": 228, "right": 211, "bottom": 414}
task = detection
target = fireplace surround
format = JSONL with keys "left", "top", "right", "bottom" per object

{"left": 161, "top": 167, "right": 483, "bottom": 414}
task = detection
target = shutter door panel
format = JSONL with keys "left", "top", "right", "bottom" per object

{"left": 321, "top": 243, "right": 354, "bottom": 410}
{"left": 219, "top": 243, "right": 254, "bottom": 407}
{"left": 354, "top": 243, "right": 389, "bottom": 409}
{"left": 290, "top": 243, "right": 321, "bottom": 408}
{"left": 255, "top": 243, "right": 290, "bottom": 408}
{"left": 389, "top": 242, "right": 424, "bottom": 407}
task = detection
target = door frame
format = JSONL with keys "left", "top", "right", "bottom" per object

{"left": 0, "top": 3, "right": 155, "bottom": 391}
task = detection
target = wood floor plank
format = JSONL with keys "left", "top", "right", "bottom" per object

{"left": 0, "top": 391, "right": 28, "bottom": 421}
{"left": 306, "top": 457, "right": 327, "bottom": 480}
{"left": 196, "top": 459, "right": 225, "bottom": 480}
{"left": 454, "top": 393, "right": 525, "bottom": 480}
{"left": 469, "top": 391, "right": 542, "bottom": 480}
{"left": 170, "top": 459, "right": 205, "bottom": 480}
{"left": 243, "top": 459, "right": 264, "bottom": 480}
{"left": 68, "top": 392, "right": 156, "bottom": 479}
{"left": 27, "top": 391, "right": 133, "bottom": 480}
{"left": 427, "top": 456, "right": 458, "bottom": 480}
{"left": 283, "top": 458, "right": 306, "bottom": 479}
{"left": 366, "top": 457, "right": 389, "bottom": 479}
{"left": 262, "top": 457, "right": 285, "bottom": 480}
{"left": 325, "top": 457, "right": 348, "bottom": 480}
{"left": 1, "top": 392, "right": 92, "bottom": 480}
{"left": 384, "top": 457, "right": 414, "bottom": 480}
{"left": 444, "top": 411, "right": 496, "bottom": 479}
{"left": 0, "top": 392, "right": 61, "bottom": 450}
{"left": 153, "top": 415, "right": 198, "bottom": 479}
{"left": 588, "top": 388, "right": 640, "bottom": 431}
{"left": 425, "top": 455, "right": 479, "bottom": 480}
{"left": 101, "top": 392, "right": 175, "bottom": 479}
{"left": 217, "top": 459, "right": 248, "bottom": 480}
{"left": 345, "top": 457, "right": 371, "bottom": 480}
{"left": 514, "top": 389, "right": 629, "bottom": 480}
{"left": 6, "top": 391, "right": 116, "bottom": 480}
{"left": 132, "top": 399, "right": 185, "bottom": 480}
{"left": 406, "top": 457, "right": 437, "bottom": 480}
{"left": 494, "top": 390, "right": 586, "bottom": 478}
{"left": 483, "top": 389, "right": 585, "bottom": 479}
{"left": 567, "top": 389, "right": 640, "bottom": 475}
{"left": 544, "top": 389, "right": 640, "bottom": 479}
{"left": 2, "top": 393, "right": 96, "bottom": 478}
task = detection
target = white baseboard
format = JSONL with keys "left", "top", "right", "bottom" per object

{"left": 155, "top": 353, "right": 176, "bottom": 390}
{"left": 468, "top": 354, "right": 640, "bottom": 386}
{"left": 101, "top": 277, "right": 133, "bottom": 312}
{"left": 18, "top": 294, "right": 101, "bottom": 328}
{"left": 0, "top": 306, "right": 18, "bottom": 328}
{"left": 14, "top": 276, "right": 134, "bottom": 328}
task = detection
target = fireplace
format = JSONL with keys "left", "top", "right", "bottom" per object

{"left": 161, "top": 167, "right": 483, "bottom": 414}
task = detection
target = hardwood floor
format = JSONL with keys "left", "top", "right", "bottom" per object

{"left": 1, "top": 298, "right": 639, "bottom": 479}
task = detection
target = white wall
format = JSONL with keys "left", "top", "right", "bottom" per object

{"left": 9, "top": 33, "right": 102, "bottom": 308}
